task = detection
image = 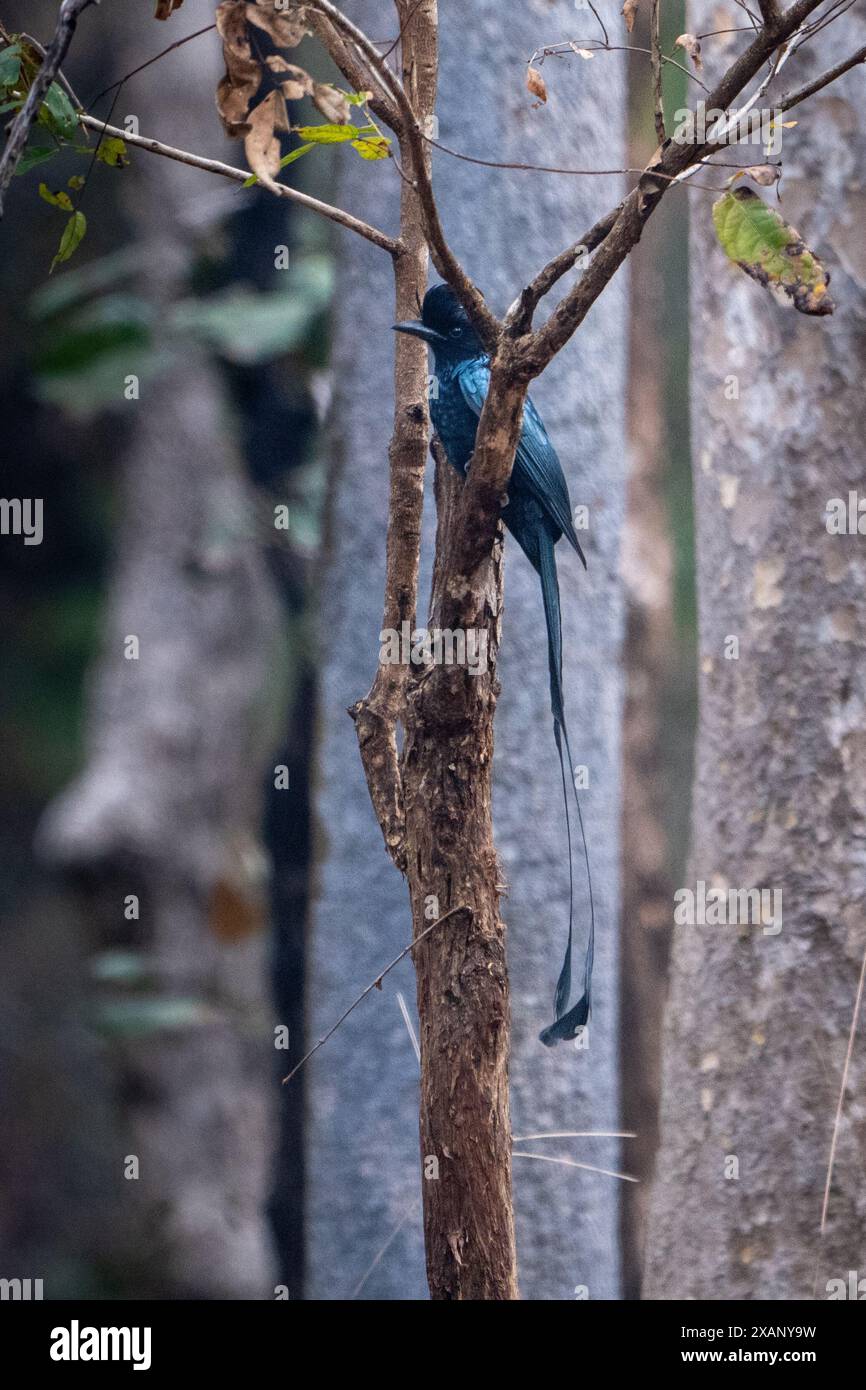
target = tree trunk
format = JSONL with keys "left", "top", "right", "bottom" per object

{"left": 645, "top": 4, "right": 866, "bottom": 1300}
{"left": 305, "top": 0, "right": 627, "bottom": 1300}
{"left": 37, "top": 13, "right": 280, "bottom": 1298}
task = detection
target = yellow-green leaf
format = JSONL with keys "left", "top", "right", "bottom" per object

{"left": 295, "top": 122, "right": 362, "bottom": 144}
{"left": 712, "top": 188, "right": 834, "bottom": 316}
{"left": 39, "top": 182, "right": 74, "bottom": 211}
{"left": 51, "top": 210, "right": 87, "bottom": 273}
{"left": 350, "top": 135, "right": 389, "bottom": 160}
{"left": 95, "top": 136, "right": 129, "bottom": 168}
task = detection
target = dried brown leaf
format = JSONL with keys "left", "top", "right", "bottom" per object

{"left": 526, "top": 65, "right": 548, "bottom": 103}
{"left": 738, "top": 163, "right": 781, "bottom": 188}
{"left": 675, "top": 33, "right": 703, "bottom": 72}
{"left": 244, "top": 89, "right": 289, "bottom": 191}
{"left": 266, "top": 56, "right": 314, "bottom": 101}
{"left": 622, "top": 0, "right": 639, "bottom": 33}
{"left": 245, "top": 2, "right": 309, "bottom": 48}
{"left": 154, "top": 0, "right": 184, "bottom": 18}
{"left": 216, "top": 0, "right": 250, "bottom": 52}
{"left": 312, "top": 83, "right": 352, "bottom": 124}
{"left": 216, "top": 1, "right": 261, "bottom": 136}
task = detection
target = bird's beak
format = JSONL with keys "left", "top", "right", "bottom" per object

{"left": 392, "top": 319, "right": 446, "bottom": 344}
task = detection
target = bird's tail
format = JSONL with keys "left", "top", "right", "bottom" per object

{"left": 535, "top": 532, "right": 595, "bottom": 1048}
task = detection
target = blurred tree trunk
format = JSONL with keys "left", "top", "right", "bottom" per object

{"left": 305, "top": 0, "right": 627, "bottom": 1300}
{"left": 37, "top": 15, "right": 280, "bottom": 1298}
{"left": 645, "top": 5, "right": 866, "bottom": 1299}
{"left": 619, "top": 220, "right": 675, "bottom": 1298}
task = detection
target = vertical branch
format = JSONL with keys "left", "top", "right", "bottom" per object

{"left": 349, "top": 0, "right": 438, "bottom": 872}
{"left": 0, "top": 0, "right": 97, "bottom": 214}
{"left": 402, "top": 371, "right": 526, "bottom": 1300}
{"left": 651, "top": 0, "right": 666, "bottom": 145}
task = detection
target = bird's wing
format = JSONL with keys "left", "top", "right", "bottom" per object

{"left": 456, "top": 360, "right": 586, "bottom": 566}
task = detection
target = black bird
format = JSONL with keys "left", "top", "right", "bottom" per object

{"left": 393, "top": 283, "right": 594, "bottom": 1046}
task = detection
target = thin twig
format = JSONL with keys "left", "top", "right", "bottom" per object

{"left": 512, "top": 1131, "right": 637, "bottom": 1141}
{"left": 76, "top": 113, "right": 398, "bottom": 253}
{"left": 0, "top": 0, "right": 98, "bottom": 216}
{"left": 350, "top": 1205, "right": 418, "bottom": 1298}
{"left": 528, "top": 39, "right": 708, "bottom": 91}
{"left": 281, "top": 906, "right": 471, "bottom": 1084}
{"left": 396, "top": 990, "right": 421, "bottom": 1065}
{"left": 819, "top": 942, "right": 866, "bottom": 1236}
{"left": 86, "top": 23, "right": 217, "bottom": 110}
{"left": 512, "top": 1152, "right": 639, "bottom": 1183}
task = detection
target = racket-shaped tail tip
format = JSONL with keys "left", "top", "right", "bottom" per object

{"left": 538, "top": 992, "right": 591, "bottom": 1048}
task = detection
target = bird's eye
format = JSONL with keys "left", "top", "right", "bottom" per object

{"left": 449, "top": 325, "right": 463, "bottom": 339}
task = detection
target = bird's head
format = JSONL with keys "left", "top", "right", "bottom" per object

{"left": 392, "top": 283, "right": 483, "bottom": 361}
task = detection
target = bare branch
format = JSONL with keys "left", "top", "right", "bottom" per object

{"left": 777, "top": 39, "right": 866, "bottom": 111}
{"left": 528, "top": 39, "right": 709, "bottom": 92}
{"left": 281, "top": 906, "right": 472, "bottom": 1085}
{"left": 756, "top": 0, "right": 783, "bottom": 29}
{"left": 77, "top": 113, "right": 398, "bottom": 253}
{"left": 305, "top": 0, "right": 500, "bottom": 350}
{"left": 651, "top": 0, "right": 666, "bottom": 144}
{"left": 0, "top": 0, "right": 98, "bottom": 216}
{"left": 506, "top": 205, "right": 622, "bottom": 335}
{"left": 520, "top": 0, "right": 831, "bottom": 369}
{"left": 348, "top": 0, "right": 439, "bottom": 873}
{"left": 306, "top": 8, "right": 403, "bottom": 134}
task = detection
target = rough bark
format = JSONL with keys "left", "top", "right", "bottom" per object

{"left": 305, "top": 0, "right": 628, "bottom": 1300}
{"left": 645, "top": 3, "right": 866, "bottom": 1300}
{"left": 403, "top": 387, "right": 522, "bottom": 1301}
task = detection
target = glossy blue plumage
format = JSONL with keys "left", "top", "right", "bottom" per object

{"left": 393, "top": 284, "right": 594, "bottom": 1046}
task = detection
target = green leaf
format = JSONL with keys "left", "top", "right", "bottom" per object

{"left": 350, "top": 135, "right": 389, "bottom": 160}
{"left": 33, "top": 294, "right": 153, "bottom": 373}
{"left": 30, "top": 246, "right": 142, "bottom": 319}
{"left": 0, "top": 42, "right": 22, "bottom": 88}
{"left": 39, "top": 80, "right": 78, "bottom": 139}
{"left": 343, "top": 89, "right": 373, "bottom": 106}
{"left": 39, "top": 181, "right": 74, "bottom": 211}
{"left": 711, "top": 188, "right": 834, "bottom": 316}
{"left": 94, "top": 135, "right": 129, "bottom": 168}
{"left": 295, "top": 121, "right": 363, "bottom": 143}
{"left": 33, "top": 346, "right": 170, "bottom": 418}
{"left": 89, "top": 951, "right": 150, "bottom": 985}
{"left": 68, "top": 174, "right": 85, "bottom": 190}
{"left": 242, "top": 141, "right": 315, "bottom": 187}
{"left": 14, "top": 144, "right": 56, "bottom": 174}
{"left": 92, "top": 996, "right": 221, "bottom": 1038}
{"left": 50, "top": 210, "right": 87, "bottom": 273}
{"left": 170, "top": 253, "right": 334, "bottom": 363}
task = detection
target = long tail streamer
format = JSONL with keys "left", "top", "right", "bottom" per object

{"left": 536, "top": 535, "right": 596, "bottom": 1047}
